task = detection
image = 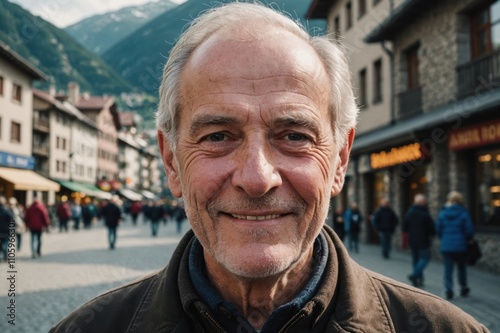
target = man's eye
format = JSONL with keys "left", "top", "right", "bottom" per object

{"left": 286, "top": 133, "right": 308, "bottom": 141}
{"left": 206, "top": 133, "right": 226, "bottom": 142}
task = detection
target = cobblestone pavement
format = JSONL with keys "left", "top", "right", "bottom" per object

{"left": 1, "top": 219, "right": 498, "bottom": 332}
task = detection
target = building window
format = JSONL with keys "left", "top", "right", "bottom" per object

{"left": 0, "top": 76, "right": 4, "bottom": 96}
{"left": 62, "top": 162, "right": 66, "bottom": 173}
{"left": 373, "top": 59, "right": 383, "bottom": 103}
{"left": 56, "top": 160, "right": 61, "bottom": 172}
{"left": 358, "top": 0, "right": 366, "bottom": 18}
{"left": 334, "top": 16, "right": 340, "bottom": 39}
{"left": 476, "top": 149, "right": 500, "bottom": 227}
{"left": 373, "top": 0, "right": 381, "bottom": 5}
{"left": 62, "top": 138, "right": 67, "bottom": 150}
{"left": 359, "top": 68, "right": 367, "bottom": 109}
{"left": 346, "top": 2, "right": 352, "bottom": 30}
{"left": 12, "top": 83, "right": 22, "bottom": 103}
{"left": 471, "top": 0, "right": 500, "bottom": 59}
{"left": 56, "top": 136, "right": 60, "bottom": 149}
{"left": 10, "top": 121, "right": 21, "bottom": 143}
{"left": 405, "top": 44, "right": 420, "bottom": 90}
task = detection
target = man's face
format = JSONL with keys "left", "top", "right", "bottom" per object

{"left": 159, "top": 27, "right": 352, "bottom": 278}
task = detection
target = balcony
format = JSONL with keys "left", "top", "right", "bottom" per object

{"left": 397, "top": 87, "right": 422, "bottom": 120}
{"left": 457, "top": 49, "right": 500, "bottom": 99}
{"left": 33, "top": 117, "right": 50, "bottom": 133}
{"left": 32, "top": 143, "right": 49, "bottom": 156}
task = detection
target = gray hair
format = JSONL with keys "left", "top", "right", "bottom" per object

{"left": 414, "top": 194, "right": 427, "bottom": 205}
{"left": 156, "top": 2, "right": 358, "bottom": 151}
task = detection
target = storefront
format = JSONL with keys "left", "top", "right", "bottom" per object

{"left": 449, "top": 119, "right": 500, "bottom": 230}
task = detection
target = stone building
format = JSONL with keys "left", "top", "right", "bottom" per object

{"left": 309, "top": 0, "right": 500, "bottom": 273}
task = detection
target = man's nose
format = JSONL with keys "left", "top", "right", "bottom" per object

{"left": 231, "top": 140, "right": 282, "bottom": 198}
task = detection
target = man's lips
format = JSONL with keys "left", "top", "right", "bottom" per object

{"left": 230, "top": 213, "right": 282, "bottom": 221}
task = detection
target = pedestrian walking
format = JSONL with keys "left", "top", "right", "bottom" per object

{"left": 403, "top": 194, "right": 435, "bottom": 287}
{"left": 71, "top": 200, "right": 82, "bottom": 230}
{"left": 81, "top": 199, "right": 98, "bottom": 229}
{"left": 331, "top": 208, "right": 345, "bottom": 241}
{"left": 0, "top": 196, "right": 13, "bottom": 262}
{"left": 436, "top": 191, "right": 474, "bottom": 300}
{"left": 344, "top": 203, "right": 362, "bottom": 253}
{"left": 371, "top": 198, "right": 399, "bottom": 259}
{"left": 174, "top": 204, "right": 186, "bottom": 234}
{"left": 56, "top": 200, "right": 71, "bottom": 232}
{"left": 7, "top": 197, "right": 26, "bottom": 250}
{"left": 24, "top": 195, "right": 51, "bottom": 258}
{"left": 149, "top": 201, "right": 163, "bottom": 236}
{"left": 100, "top": 196, "right": 122, "bottom": 249}
{"left": 50, "top": 3, "right": 488, "bottom": 332}
{"left": 130, "top": 200, "right": 142, "bottom": 226}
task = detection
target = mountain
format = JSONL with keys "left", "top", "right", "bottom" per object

{"left": 0, "top": 0, "right": 133, "bottom": 94}
{"left": 65, "top": 0, "right": 178, "bottom": 55}
{"left": 102, "top": 0, "right": 327, "bottom": 96}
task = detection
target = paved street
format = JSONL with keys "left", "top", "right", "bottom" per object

{"left": 0, "top": 218, "right": 498, "bottom": 332}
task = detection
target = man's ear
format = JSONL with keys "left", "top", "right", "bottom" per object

{"left": 157, "top": 130, "right": 182, "bottom": 198}
{"left": 331, "top": 128, "right": 355, "bottom": 196}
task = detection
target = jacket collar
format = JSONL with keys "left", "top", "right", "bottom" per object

{"left": 127, "top": 226, "right": 394, "bottom": 332}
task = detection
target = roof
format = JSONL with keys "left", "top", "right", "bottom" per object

{"left": 0, "top": 41, "right": 47, "bottom": 80}
{"left": 306, "top": 0, "right": 334, "bottom": 19}
{"left": 364, "top": 0, "right": 430, "bottom": 43}
{"left": 119, "top": 111, "right": 138, "bottom": 127}
{"left": 352, "top": 89, "right": 500, "bottom": 154}
{"left": 33, "top": 89, "right": 98, "bottom": 129}
{"left": 76, "top": 95, "right": 114, "bottom": 110}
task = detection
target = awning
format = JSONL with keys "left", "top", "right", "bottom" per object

{"left": 0, "top": 167, "right": 60, "bottom": 191}
{"left": 59, "top": 180, "right": 112, "bottom": 199}
{"left": 141, "top": 190, "right": 157, "bottom": 200}
{"left": 118, "top": 188, "right": 143, "bottom": 201}
{"left": 352, "top": 89, "right": 500, "bottom": 154}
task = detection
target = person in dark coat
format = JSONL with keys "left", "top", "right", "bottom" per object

{"left": 436, "top": 191, "right": 474, "bottom": 300}
{"left": 100, "top": 196, "right": 122, "bottom": 249}
{"left": 343, "top": 203, "right": 362, "bottom": 253}
{"left": 0, "top": 196, "right": 13, "bottom": 261}
{"left": 403, "top": 194, "right": 435, "bottom": 287}
{"left": 149, "top": 201, "right": 164, "bottom": 236}
{"left": 371, "top": 198, "right": 399, "bottom": 259}
{"left": 24, "top": 195, "right": 50, "bottom": 258}
{"left": 331, "top": 208, "right": 345, "bottom": 242}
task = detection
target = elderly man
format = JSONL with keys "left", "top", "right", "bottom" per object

{"left": 50, "top": 2, "right": 488, "bottom": 332}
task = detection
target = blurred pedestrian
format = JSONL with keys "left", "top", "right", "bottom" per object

{"left": 149, "top": 201, "right": 163, "bottom": 236}
{"left": 332, "top": 208, "right": 345, "bottom": 242}
{"left": 174, "top": 204, "right": 186, "bottom": 234}
{"left": 24, "top": 194, "right": 51, "bottom": 258}
{"left": 371, "top": 198, "right": 399, "bottom": 259}
{"left": 141, "top": 200, "right": 152, "bottom": 224}
{"left": 0, "top": 196, "right": 13, "bottom": 262}
{"left": 71, "top": 200, "right": 82, "bottom": 230}
{"left": 56, "top": 199, "right": 71, "bottom": 232}
{"left": 436, "top": 191, "right": 474, "bottom": 300}
{"left": 344, "top": 203, "right": 362, "bottom": 253}
{"left": 403, "top": 194, "right": 435, "bottom": 287}
{"left": 7, "top": 197, "right": 26, "bottom": 250}
{"left": 101, "top": 196, "right": 122, "bottom": 249}
{"left": 130, "top": 200, "right": 142, "bottom": 226}
{"left": 81, "top": 199, "right": 97, "bottom": 229}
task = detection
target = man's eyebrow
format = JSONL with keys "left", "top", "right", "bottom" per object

{"left": 189, "top": 114, "right": 241, "bottom": 136}
{"left": 273, "top": 115, "right": 320, "bottom": 132}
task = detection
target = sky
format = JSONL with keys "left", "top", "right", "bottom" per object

{"left": 10, "top": 0, "right": 187, "bottom": 28}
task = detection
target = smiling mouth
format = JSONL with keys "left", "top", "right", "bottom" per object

{"left": 230, "top": 214, "right": 281, "bottom": 221}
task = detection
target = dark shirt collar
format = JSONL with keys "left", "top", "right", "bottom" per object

{"left": 189, "top": 232, "right": 328, "bottom": 333}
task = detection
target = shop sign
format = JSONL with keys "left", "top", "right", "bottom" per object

{"left": 370, "top": 143, "right": 422, "bottom": 170}
{"left": 449, "top": 119, "right": 500, "bottom": 151}
{"left": 0, "top": 151, "right": 35, "bottom": 169}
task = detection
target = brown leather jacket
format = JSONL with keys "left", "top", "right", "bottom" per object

{"left": 50, "top": 226, "right": 489, "bottom": 333}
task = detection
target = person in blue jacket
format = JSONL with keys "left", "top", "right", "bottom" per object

{"left": 436, "top": 191, "right": 474, "bottom": 300}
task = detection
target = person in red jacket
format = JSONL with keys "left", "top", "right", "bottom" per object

{"left": 24, "top": 195, "right": 50, "bottom": 258}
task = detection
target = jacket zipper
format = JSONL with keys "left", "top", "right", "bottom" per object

{"left": 201, "top": 310, "right": 229, "bottom": 333}
{"left": 277, "top": 312, "right": 306, "bottom": 333}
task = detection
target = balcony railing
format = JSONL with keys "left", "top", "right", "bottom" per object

{"left": 33, "top": 145, "right": 49, "bottom": 156}
{"left": 33, "top": 118, "right": 50, "bottom": 132}
{"left": 457, "top": 49, "right": 500, "bottom": 99}
{"left": 397, "top": 87, "right": 422, "bottom": 120}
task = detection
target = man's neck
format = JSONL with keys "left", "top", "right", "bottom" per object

{"left": 203, "top": 247, "right": 315, "bottom": 330}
